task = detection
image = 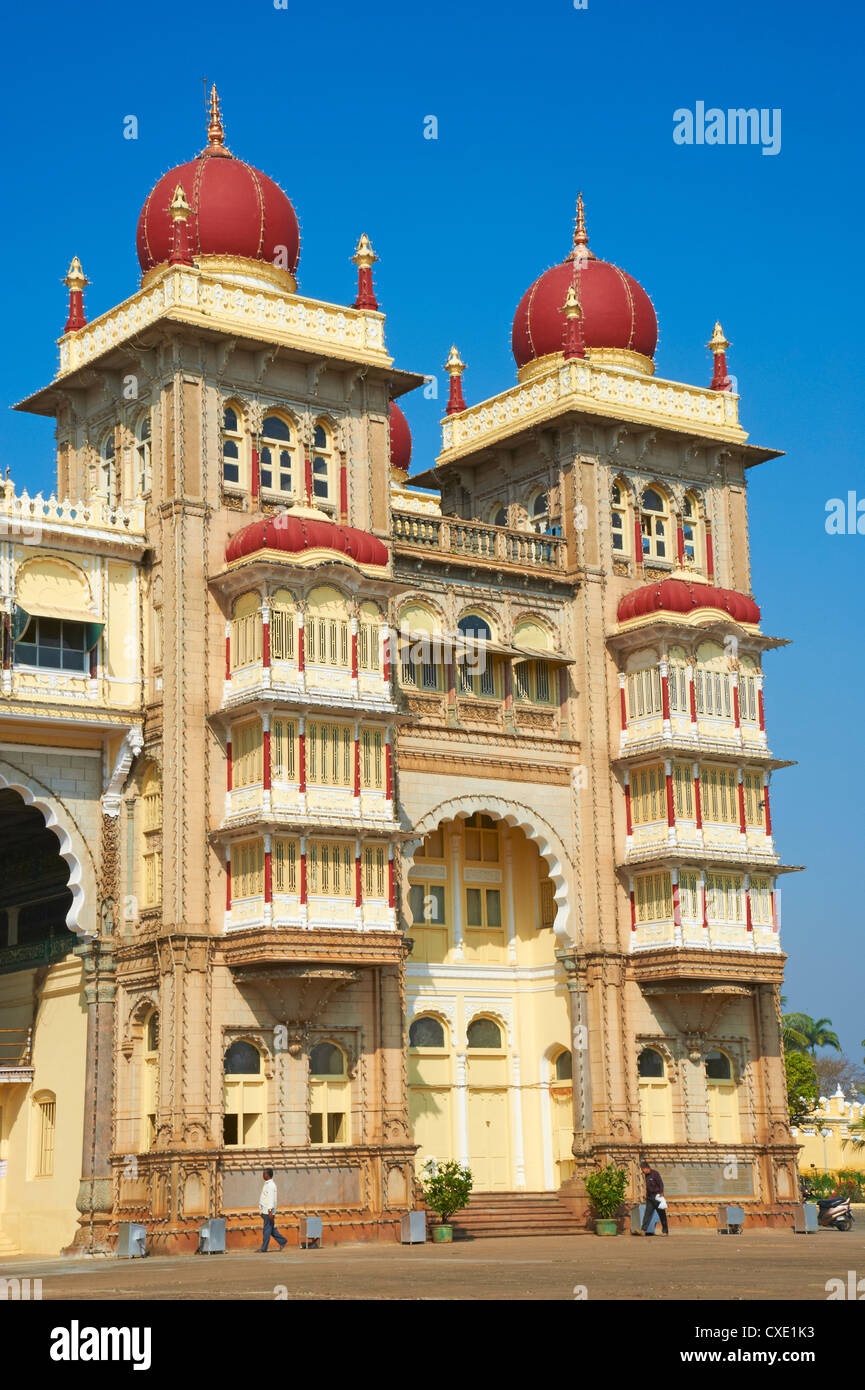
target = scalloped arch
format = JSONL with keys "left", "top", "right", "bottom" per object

{"left": 0, "top": 760, "right": 97, "bottom": 938}
{"left": 405, "top": 794, "right": 575, "bottom": 944}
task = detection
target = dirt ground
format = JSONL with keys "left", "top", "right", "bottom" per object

{"left": 2, "top": 1228, "right": 863, "bottom": 1301}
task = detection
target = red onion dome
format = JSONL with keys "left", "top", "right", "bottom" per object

{"left": 511, "top": 194, "right": 657, "bottom": 371}
{"left": 226, "top": 511, "right": 388, "bottom": 568}
{"left": 617, "top": 578, "right": 760, "bottom": 626}
{"left": 136, "top": 87, "right": 300, "bottom": 277}
{"left": 389, "top": 402, "right": 412, "bottom": 471}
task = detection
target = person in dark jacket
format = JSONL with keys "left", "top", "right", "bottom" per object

{"left": 640, "top": 1159, "right": 669, "bottom": 1235}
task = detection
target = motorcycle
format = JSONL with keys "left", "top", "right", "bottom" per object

{"left": 801, "top": 1184, "right": 854, "bottom": 1231}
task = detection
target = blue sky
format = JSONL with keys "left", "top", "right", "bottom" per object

{"left": 2, "top": 0, "right": 862, "bottom": 1064}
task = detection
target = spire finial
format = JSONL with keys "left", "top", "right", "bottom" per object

{"left": 707, "top": 321, "right": 732, "bottom": 392}
{"left": 444, "top": 345, "right": 467, "bottom": 415}
{"left": 352, "top": 234, "right": 379, "bottom": 311}
{"left": 63, "top": 256, "right": 89, "bottom": 333}
{"left": 561, "top": 285, "right": 586, "bottom": 359}
{"left": 207, "top": 84, "right": 225, "bottom": 148}
{"left": 168, "top": 185, "right": 194, "bottom": 266}
{"left": 573, "top": 191, "right": 589, "bottom": 258}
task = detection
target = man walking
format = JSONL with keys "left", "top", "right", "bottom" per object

{"left": 640, "top": 1159, "right": 669, "bottom": 1235}
{"left": 259, "top": 1168, "right": 288, "bottom": 1251}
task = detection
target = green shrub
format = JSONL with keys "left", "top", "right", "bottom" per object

{"left": 584, "top": 1163, "right": 628, "bottom": 1220}
{"left": 800, "top": 1169, "right": 865, "bottom": 1201}
{"left": 422, "top": 1159, "right": 473, "bottom": 1223}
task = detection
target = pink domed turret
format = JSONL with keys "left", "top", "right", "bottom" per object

{"left": 389, "top": 402, "right": 412, "bottom": 472}
{"left": 511, "top": 193, "right": 657, "bottom": 373}
{"left": 136, "top": 87, "right": 300, "bottom": 281}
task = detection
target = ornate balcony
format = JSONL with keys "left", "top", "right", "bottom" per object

{"left": 392, "top": 511, "right": 568, "bottom": 574}
{"left": 0, "top": 1027, "right": 34, "bottom": 1085}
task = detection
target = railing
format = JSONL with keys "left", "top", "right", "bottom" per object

{"left": 392, "top": 512, "right": 567, "bottom": 571}
{"left": 0, "top": 1028, "right": 32, "bottom": 1065}
{"left": 0, "top": 484, "right": 146, "bottom": 537}
{"left": 0, "top": 935, "right": 77, "bottom": 978}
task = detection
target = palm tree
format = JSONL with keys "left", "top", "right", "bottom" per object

{"left": 796, "top": 1016, "right": 842, "bottom": 1058}
{"left": 779, "top": 997, "right": 811, "bottom": 1053}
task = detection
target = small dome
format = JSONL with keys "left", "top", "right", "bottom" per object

{"left": 136, "top": 88, "right": 300, "bottom": 278}
{"left": 617, "top": 578, "right": 760, "bottom": 626}
{"left": 511, "top": 195, "right": 657, "bottom": 371}
{"left": 389, "top": 402, "right": 412, "bottom": 471}
{"left": 226, "top": 510, "right": 388, "bottom": 568}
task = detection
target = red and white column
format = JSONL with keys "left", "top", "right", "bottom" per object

{"left": 297, "top": 611, "right": 305, "bottom": 684}
{"left": 264, "top": 833, "right": 273, "bottom": 925}
{"left": 225, "top": 849, "right": 232, "bottom": 917}
{"left": 623, "top": 770, "right": 633, "bottom": 847}
{"left": 353, "top": 722, "right": 361, "bottom": 807}
{"left": 628, "top": 876, "right": 636, "bottom": 932}
{"left": 298, "top": 718, "right": 307, "bottom": 804}
{"left": 261, "top": 598, "right": 271, "bottom": 679}
{"left": 225, "top": 729, "right": 233, "bottom": 816}
{"left": 300, "top": 837, "right": 308, "bottom": 917}
{"left": 351, "top": 615, "right": 358, "bottom": 686}
{"left": 224, "top": 620, "right": 232, "bottom": 690}
{"left": 619, "top": 671, "right": 628, "bottom": 743}
{"left": 355, "top": 837, "right": 363, "bottom": 923}
{"left": 737, "top": 767, "right": 747, "bottom": 840}
{"left": 262, "top": 712, "right": 271, "bottom": 814}
{"left": 693, "top": 762, "right": 703, "bottom": 841}
{"left": 762, "top": 771, "right": 773, "bottom": 842}
{"left": 385, "top": 728, "right": 393, "bottom": 806}
{"left": 665, "top": 759, "right": 675, "bottom": 844}
{"left": 700, "top": 870, "right": 708, "bottom": 930}
{"left": 705, "top": 521, "right": 715, "bottom": 582}
{"left": 660, "top": 657, "right": 671, "bottom": 736}
{"left": 671, "top": 868, "right": 682, "bottom": 944}
{"left": 388, "top": 843, "right": 395, "bottom": 912}
{"left": 757, "top": 676, "right": 767, "bottom": 746}
{"left": 688, "top": 663, "right": 698, "bottom": 730}
{"left": 744, "top": 873, "right": 753, "bottom": 933}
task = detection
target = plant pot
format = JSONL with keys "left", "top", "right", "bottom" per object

{"left": 594, "top": 1219, "right": 618, "bottom": 1236}
{"left": 432, "top": 1224, "right": 453, "bottom": 1243}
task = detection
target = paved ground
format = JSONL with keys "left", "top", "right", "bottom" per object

{"left": 2, "top": 1229, "right": 863, "bottom": 1300}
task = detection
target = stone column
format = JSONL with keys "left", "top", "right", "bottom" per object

{"left": 65, "top": 937, "right": 116, "bottom": 1254}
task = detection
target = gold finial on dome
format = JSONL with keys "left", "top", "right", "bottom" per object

{"left": 707, "top": 320, "right": 730, "bottom": 353}
{"left": 207, "top": 84, "right": 226, "bottom": 148}
{"left": 562, "top": 284, "right": 582, "bottom": 318}
{"left": 573, "top": 191, "right": 590, "bottom": 258}
{"left": 445, "top": 344, "right": 466, "bottom": 377}
{"left": 64, "top": 256, "right": 88, "bottom": 292}
{"left": 170, "top": 184, "right": 191, "bottom": 222}
{"left": 352, "top": 233, "right": 379, "bottom": 270}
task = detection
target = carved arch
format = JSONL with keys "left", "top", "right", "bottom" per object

{"left": 0, "top": 759, "right": 98, "bottom": 938}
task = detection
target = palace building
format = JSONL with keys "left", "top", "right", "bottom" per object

{"left": 0, "top": 91, "right": 802, "bottom": 1254}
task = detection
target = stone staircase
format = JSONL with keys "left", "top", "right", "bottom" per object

{"left": 447, "top": 1191, "right": 587, "bottom": 1240}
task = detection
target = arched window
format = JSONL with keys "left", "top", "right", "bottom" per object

{"left": 312, "top": 422, "right": 333, "bottom": 503}
{"left": 625, "top": 650, "right": 664, "bottom": 721}
{"left": 358, "top": 600, "right": 383, "bottom": 673}
{"left": 101, "top": 431, "right": 118, "bottom": 507}
{"left": 409, "top": 1016, "right": 446, "bottom": 1048}
{"left": 705, "top": 1049, "right": 740, "bottom": 1142}
{"left": 464, "top": 812, "right": 499, "bottom": 863}
{"left": 694, "top": 641, "right": 733, "bottom": 721}
{"left": 140, "top": 766, "right": 162, "bottom": 908}
{"left": 232, "top": 719, "right": 263, "bottom": 789}
{"left": 230, "top": 592, "right": 263, "bottom": 671}
{"left": 490, "top": 502, "right": 509, "bottom": 528}
{"left": 33, "top": 1091, "right": 56, "bottom": 1177}
{"left": 222, "top": 405, "right": 243, "bottom": 487}
{"left": 640, "top": 487, "right": 669, "bottom": 561}
{"left": 399, "top": 601, "right": 442, "bottom": 692}
{"left": 309, "top": 1041, "right": 349, "bottom": 1145}
{"left": 467, "top": 1017, "right": 502, "bottom": 1049}
{"left": 611, "top": 481, "right": 628, "bottom": 554}
{"left": 682, "top": 492, "right": 701, "bottom": 566}
{"left": 142, "top": 1009, "right": 159, "bottom": 1148}
{"left": 513, "top": 618, "right": 554, "bottom": 705}
{"left": 223, "top": 1040, "right": 264, "bottom": 1147}
{"left": 260, "top": 415, "right": 294, "bottom": 497}
{"left": 305, "top": 585, "right": 350, "bottom": 668}
{"left": 529, "top": 490, "right": 560, "bottom": 536}
{"left": 136, "top": 415, "right": 152, "bottom": 495}
{"left": 230, "top": 840, "right": 265, "bottom": 899}
{"left": 457, "top": 614, "right": 496, "bottom": 698}
{"left": 555, "top": 1050, "right": 573, "bottom": 1081}
{"left": 638, "top": 1047, "right": 673, "bottom": 1141}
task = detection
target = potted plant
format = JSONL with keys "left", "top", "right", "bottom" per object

{"left": 584, "top": 1163, "right": 628, "bottom": 1236}
{"left": 422, "top": 1159, "right": 473, "bottom": 1243}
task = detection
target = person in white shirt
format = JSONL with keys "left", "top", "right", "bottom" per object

{"left": 259, "top": 1168, "right": 287, "bottom": 1251}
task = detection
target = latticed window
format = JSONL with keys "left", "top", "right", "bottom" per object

{"left": 458, "top": 657, "right": 497, "bottom": 698}
{"left": 259, "top": 415, "right": 294, "bottom": 496}
{"left": 308, "top": 841, "right": 354, "bottom": 896}
{"left": 682, "top": 492, "right": 700, "bottom": 564}
{"left": 640, "top": 488, "right": 669, "bottom": 560}
{"left": 36, "top": 1097, "right": 56, "bottom": 1177}
{"left": 312, "top": 423, "right": 333, "bottom": 502}
{"left": 273, "top": 838, "right": 298, "bottom": 894}
{"left": 143, "top": 852, "right": 162, "bottom": 909}
{"left": 701, "top": 766, "right": 739, "bottom": 823}
{"left": 464, "top": 812, "right": 499, "bottom": 863}
{"left": 627, "top": 666, "right": 663, "bottom": 719}
{"left": 679, "top": 870, "right": 699, "bottom": 920}
{"left": 222, "top": 405, "right": 242, "bottom": 486}
{"left": 141, "top": 766, "right": 162, "bottom": 908}
{"left": 540, "top": 877, "right": 556, "bottom": 928}
{"left": 667, "top": 663, "right": 689, "bottom": 713}
{"left": 673, "top": 762, "right": 694, "bottom": 818}
{"left": 305, "top": 615, "right": 349, "bottom": 667}
{"left": 141, "top": 769, "right": 162, "bottom": 833}
{"left": 750, "top": 876, "right": 773, "bottom": 924}
{"left": 739, "top": 673, "right": 759, "bottom": 723}
{"left": 742, "top": 770, "right": 764, "bottom": 826}
{"left": 634, "top": 872, "right": 673, "bottom": 924}
{"left": 706, "top": 873, "right": 744, "bottom": 923}
{"left": 233, "top": 720, "right": 263, "bottom": 788}
{"left": 363, "top": 844, "right": 387, "bottom": 898}
{"left": 631, "top": 765, "right": 665, "bottom": 825}
{"left": 514, "top": 659, "right": 553, "bottom": 704}
{"left": 358, "top": 616, "right": 381, "bottom": 671}
{"left": 307, "top": 723, "right": 352, "bottom": 786}
{"left": 231, "top": 840, "right": 265, "bottom": 899}
{"left": 136, "top": 415, "right": 152, "bottom": 495}
{"left": 360, "top": 728, "right": 384, "bottom": 790}
{"left": 230, "top": 593, "right": 262, "bottom": 670}
{"left": 270, "top": 594, "right": 295, "bottom": 660}
{"left": 611, "top": 481, "right": 627, "bottom": 553}
{"left": 271, "top": 718, "right": 298, "bottom": 782}
{"left": 695, "top": 668, "right": 733, "bottom": 718}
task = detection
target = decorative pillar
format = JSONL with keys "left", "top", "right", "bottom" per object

{"left": 264, "top": 833, "right": 273, "bottom": 924}
{"left": 449, "top": 828, "right": 464, "bottom": 958}
{"left": 168, "top": 185, "right": 194, "bottom": 267}
{"left": 353, "top": 722, "right": 361, "bottom": 803}
{"left": 619, "top": 671, "right": 628, "bottom": 739}
{"left": 385, "top": 729, "right": 393, "bottom": 802}
{"left": 688, "top": 663, "right": 697, "bottom": 728}
{"left": 455, "top": 1051, "right": 470, "bottom": 1167}
{"left": 705, "top": 521, "right": 715, "bottom": 582}
{"left": 339, "top": 454, "right": 348, "bottom": 521}
{"left": 665, "top": 759, "right": 675, "bottom": 842}
{"left": 629, "top": 876, "right": 636, "bottom": 932}
{"left": 671, "top": 868, "right": 682, "bottom": 944}
{"left": 297, "top": 611, "right": 305, "bottom": 675}
{"left": 660, "top": 656, "right": 671, "bottom": 734}
{"left": 300, "top": 837, "right": 308, "bottom": 906}
{"left": 676, "top": 516, "right": 685, "bottom": 563}
{"left": 693, "top": 761, "right": 703, "bottom": 838}
{"left": 251, "top": 445, "right": 260, "bottom": 501}
{"left": 262, "top": 712, "right": 271, "bottom": 814}
{"left": 633, "top": 510, "right": 643, "bottom": 570}
{"left": 388, "top": 843, "right": 395, "bottom": 909}
{"left": 503, "top": 833, "right": 517, "bottom": 963}
{"left": 511, "top": 1053, "right": 526, "bottom": 1188}
{"left": 623, "top": 770, "right": 633, "bottom": 843}
{"left": 298, "top": 718, "right": 306, "bottom": 796}
{"left": 261, "top": 597, "right": 270, "bottom": 671}
{"left": 63, "top": 256, "right": 89, "bottom": 333}
{"left": 763, "top": 772, "right": 773, "bottom": 838}
{"left": 351, "top": 616, "right": 358, "bottom": 681}
{"left": 744, "top": 873, "right": 752, "bottom": 932}
{"left": 701, "top": 869, "right": 708, "bottom": 930}
{"left": 224, "top": 620, "right": 231, "bottom": 683}
{"left": 707, "top": 321, "right": 732, "bottom": 392}
{"left": 382, "top": 622, "right": 391, "bottom": 684}
{"left": 352, "top": 233, "right": 379, "bottom": 311}
{"left": 445, "top": 345, "right": 467, "bottom": 415}
{"left": 225, "top": 850, "right": 232, "bottom": 913}
{"left": 561, "top": 285, "right": 585, "bottom": 359}
{"left": 66, "top": 938, "right": 117, "bottom": 1253}
{"left": 355, "top": 838, "right": 363, "bottom": 914}
{"left": 737, "top": 767, "right": 747, "bottom": 837}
